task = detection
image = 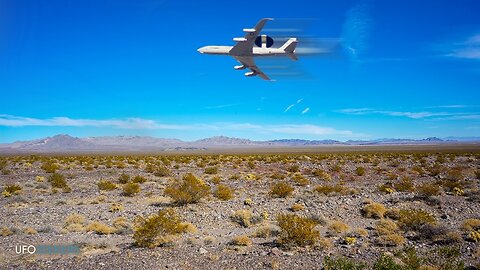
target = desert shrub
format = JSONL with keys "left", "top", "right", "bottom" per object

{"left": 362, "top": 201, "right": 387, "bottom": 219}
{"left": 153, "top": 166, "right": 171, "bottom": 177}
{"left": 211, "top": 176, "right": 222, "bottom": 184}
{"left": 395, "top": 247, "right": 424, "bottom": 270}
{"left": 329, "top": 220, "right": 350, "bottom": 234}
{"left": 323, "top": 256, "right": 367, "bottom": 270}
{"left": 426, "top": 246, "right": 465, "bottom": 270}
{"left": 97, "top": 180, "right": 117, "bottom": 191}
{"left": 164, "top": 173, "right": 210, "bottom": 205}
{"left": 133, "top": 208, "right": 185, "bottom": 248}
{"left": 411, "top": 166, "right": 426, "bottom": 176}
{"left": 204, "top": 166, "right": 218, "bottom": 175}
{"left": 252, "top": 224, "right": 280, "bottom": 238}
{"left": 378, "top": 183, "right": 395, "bottom": 194}
{"left": 446, "top": 167, "right": 464, "bottom": 181}
{"left": 24, "top": 227, "right": 38, "bottom": 235}
{"left": 398, "top": 209, "right": 436, "bottom": 231}
{"left": 355, "top": 167, "right": 366, "bottom": 176}
{"left": 63, "top": 214, "right": 86, "bottom": 232}
{"left": 314, "top": 184, "right": 346, "bottom": 196}
{"left": 0, "top": 227, "right": 13, "bottom": 237}
{"left": 132, "top": 175, "right": 147, "bottom": 184}
{"left": 417, "top": 224, "right": 462, "bottom": 244}
{"left": 475, "top": 170, "right": 480, "bottom": 180}
{"left": 417, "top": 183, "right": 441, "bottom": 197}
{"left": 373, "top": 253, "right": 402, "bottom": 270}
{"left": 313, "top": 169, "right": 332, "bottom": 181}
{"left": 394, "top": 176, "right": 414, "bottom": 192}
{"left": 276, "top": 213, "right": 319, "bottom": 247}
{"left": 122, "top": 182, "right": 141, "bottom": 197}
{"left": 118, "top": 173, "right": 130, "bottom": 184}
{"left": 113, "top": 217, "right": 132, "bottom": 234}
{"left": 48, "top": 173, "right": 71, "bottom": 192}
{"left": 384, "top": 208, "right": 401, "bottom": 220}
{"left": 270, "top": 172, "right": 286, "bottom": 180}
{"left": 375, "top": 219, "right": 406, "bottom": 246}
{"left": 290, "top": 203, "right": 305, "bottom": 212}
{"left": 3, "top": 184, "right": 22, "bottom": 194}
{"left": 468, "top": 230, "right": 480, "bottom": 242}
{"left": 41, "top": 161, "right": 58, "bottom": 173}
{"left": 287, "top": 164, "right": 300, "bottom": 173}
{"left": 292, "top": 173, "right": 310, "bottom": 186}
{"left": 231, "top": 235, "right": 252, "bottom": 246}
{"left": 109, "top": 203, "right": 124, "bottom": 212}
{"left": 85, "top": 221, "right": 116, "bottom": 234}
{"left": 231, "top": 210, "right": 254, "bottom": 228}
{"left": 214, "top": 184, "right": 234, "bottom": 201}
{"left": 270, "top": 181, "right": 294, "bottom": 198}
{"left": 461, "top": 218, "right": 480, "bottom": 232}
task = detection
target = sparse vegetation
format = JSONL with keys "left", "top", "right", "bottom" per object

{"left": 270, "top": 181, "right": 294, "bottom": 198}
{"left": 276, "top": 213, "right": 320, "bottom": 247}
{"left": 214, "top": 184, "right": 234, "bottom": 201}
{"left": 362, "top": 201, "right": 387, "bottom": 219}
{"left": 164, "top": 173, "right": 210, "bottom": 205}
{"left": 97, "top": 180, "right": 117, "bottom": 191}
{"left": 133, "top": 208, "right": 186, "bottom": 248}
{"left": 122, "top": 182, "right": 141, "bottom": 196}
{"left": 398, "top": 209, "right": 437, "bottom": 231}
{"left": 48, "top": 173, "right": 71, "bottom": 192}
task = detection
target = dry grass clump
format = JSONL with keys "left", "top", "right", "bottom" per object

{"left": 252, "top": 223, "right": 280, "bottom": 238}
{"left": 165, "top": 173, "right": 210, "bottom": 205}
{"left": 41, "top": 160, "right": 58, "bottom": 173}
{"left": 113, "top": 217, "right": 132, "bottom": 234}
{"left": 3, "top": 184, "right": 22, "bottom": 194}
{"left": 118, "top": 173, "right": 130, "bottom": 184}
{"left": 361, "top": 201, "right": 387, "bottom": 219}
{"left": 417, "top": 183, "right": 441, "bottom": 197}
{"left": 461, "top": 218, "right": 480, "bottom": 231}
{"left": 355, "top": 166, "right": 366, "bottom": 176}
{"left": 270, "top": 181, "right": 294, "bottom": 198}
{"left": 394, "top": 176, "right": 415, "bottom": 192}
{"left": 276, "top": 213, "right": 320, "bottom": 247}
{"left": 97, "top": 180, "right": 117, "bottom": 191}
{"left": 63, "top": 214, "right": 86, "bottom": 232}
{"left": 398, "top": 209, "right": 436, "bottom": 231}
{"left": 0, "top": 227, "right": 13, "bottom": 237}
{"left": 328, "top": 220, "right": 350, "bottom": 234}
{"left": 313, "top": 169, "right": 332, "bottom": 181}
{"left": 214, "top": 184, "right": 234, "bottom": 201}
{"left": 48, "top": 173, "right": 71, "bottom": 192}
{"left": 24, "top": 227, "right": 38, "bottom": 235}
{"left": 204, "top": 166, "right": 218, "bottom": 175}
{"left": 314, "top": 184, "right": 347, "bottom": 196}
{"left": 122, "top": 182, "right": 141, "bottom": 197}
{"left": 153, "top": 166, "right": 171, "bottom": 177}
{"left": 109, "top": 203, "right": 124, "bottom": 212}
{"left": 132, "top": 175, "right": 147, "bottom": 184}
{"left": 292, "top": 172, "right": 310, "bottom": 186}
{"left": 290, "top": 203, "right": 305, "bottom": 212}
{"left": 231, "top": 210, "right": 254, "bottom": 228}
{"left": 375, "top": 219, "right": 406, "bottom": 246}
{"left": 231, "top": 235, "right": 253, "bottom": 246}
{"left": 85, "top": 221, "right": 116, "bottom": 234}
{"left": 133, "top": 208, "right": 186, "bottom": 248}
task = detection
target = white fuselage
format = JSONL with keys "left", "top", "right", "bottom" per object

{"left": 197, "top": 46, "right": 287, "bottom": 57}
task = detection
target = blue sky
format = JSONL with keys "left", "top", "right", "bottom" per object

{"left": 0, "top": 0, "right": 479, "bottom": 143}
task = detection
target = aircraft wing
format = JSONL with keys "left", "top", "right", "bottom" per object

{"left": 230, "top": 18, "right": 273, "bottom": 55}
{"left": 233, "top": 56, "right": 271, "bottom": 81}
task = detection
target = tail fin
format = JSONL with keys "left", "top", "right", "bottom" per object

{"left": 280, "top": 38, "right": 298, "bottom": 61}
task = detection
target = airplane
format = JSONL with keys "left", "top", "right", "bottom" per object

{"left": 197, "top": 18, "right": 298, "bottom": 81}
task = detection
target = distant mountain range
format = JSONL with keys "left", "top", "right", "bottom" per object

{"left": 0, "top": 134, "right": 479, "bottom": 153}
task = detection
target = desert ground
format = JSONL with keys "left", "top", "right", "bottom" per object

{"left": 1, "top": 147, "right": 479, "bottom": 269}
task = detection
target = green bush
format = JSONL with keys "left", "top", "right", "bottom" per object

{"left": 314, "top": 184, "right": 346, "bottom": 196}
{"left": 204, "top": 166, "right": 218, "bottom": 175}
{"left": 323, "top": 256, "right": 367, "bottom": 270}
{"left": 118, "top": 173, "right": 130, "bottom": 184}
{"left": 48, "top": 173, "right": 71, "bottom": 192}
{"left": 153, "top": 166, "right": 171, "bottom": 177}
{"left": 270, "top": 181, "right": 294, "bottom": 198}
{"left": 133, "top": 208, "right": 185, "bottom": 248}
{"left": 398, "top": 209, "right": 436, "bottom": 231}
{"left": 122, "top": 182, "right": 141, "bottom": 196}
{"left": 373, "top": 254, "right": 402, "bottom": 270}
{"left": 276, "top": 213, "right": 319, "bottom": 247}
{"left": 97, "top": 180, "right": 117, "bottom": 191}
{"left": 41, "top": 161, "right": 58, "bottom": 173}
{"left": 214, "top": 184, "right": 234, "bottom": 201}
{"left": 164, "top": 173, "right": 210, "bottom": 205}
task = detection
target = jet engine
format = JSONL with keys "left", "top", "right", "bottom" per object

{"left": 234, "top": 65, "right": 246, "bottom": 70}
{"left": 245, "top": 71, "right": 256, "bottom": 77}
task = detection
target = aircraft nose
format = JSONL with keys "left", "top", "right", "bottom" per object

{"left": 197, "top": 47, "right": 204, "bottom": 54}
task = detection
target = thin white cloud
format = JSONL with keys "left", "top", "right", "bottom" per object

{"left": 336, "top": 108, "right": 478, "bottom": 120}
{"left": 444, "top": 33, "right": 480, "bottom": 60}
{"left": 301, "top": 108, "right": 310, "bottom": 114}
{"left": 0, "top": 114, "right": 364, "bottom": 138}
{"left": 204, "top": 103, "right": 239, "bottom": 109}
{"left": 284, "top": 98, "right": 303, "bottom": 112}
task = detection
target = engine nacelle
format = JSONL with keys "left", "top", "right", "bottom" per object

{"left": 245, "top": 71, "right": 256, "bottom": 77}
{"left": 234, "top": 65, "right": 246, "bottom": 70}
